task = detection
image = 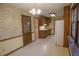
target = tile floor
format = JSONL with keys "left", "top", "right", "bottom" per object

{"left": 9, "top": 35, "right": 69, "bottom": 56}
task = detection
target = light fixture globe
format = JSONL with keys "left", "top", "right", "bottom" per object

{"left": 29, "top": 8, "right": 42, "bottom": 15}
{"left": 49, "top": 13, "right": 56, "bottom": 17}
{"left": 37, "top": 9, "right": 42, "bottom": 14}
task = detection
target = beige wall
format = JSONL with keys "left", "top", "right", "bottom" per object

{"left": 0, "top": 36, "right": 23, "bottom": 56}
{"left": 51, "top": 18, "right": 55, "bottom": 34}
{"left": 0, "top": 4, "right": 22, "bottom": 40}
{"left": 31, "top": 17, "right": 36, "bottom": 41}
{"left": 0, "top": 4, "right": 35, "bottom": 55}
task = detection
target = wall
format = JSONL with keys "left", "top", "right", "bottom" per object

{"left": 34, "top": 18, "right": 39, "bottom": 39}
{"left": 31, "top": 17, "right": 35, "bottom": 41}
{"left": 0, "top": 4, "right": 22, "bottom": 40}
{"left": 0, "top": 36, "right": 23, "bottom": 56}
{"left": 51, "top": 18, "right": 55, "bottom": 34}
{"left": 0, "top": 4, "right": 35, "bottom": 55}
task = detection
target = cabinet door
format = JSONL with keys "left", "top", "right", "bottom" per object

{"left": 38, "top": 18, "right": 43, "bottom": 26}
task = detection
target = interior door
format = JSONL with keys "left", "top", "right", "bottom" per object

{"left": 55, "top": 20, "right": 64, "bottom": 46}
{"left": 22, "top": 15, "right": 32, "bottom": 46}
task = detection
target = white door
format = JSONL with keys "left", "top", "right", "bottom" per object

{"left": 55, "top": 20, "right": 64, "bottom": 46}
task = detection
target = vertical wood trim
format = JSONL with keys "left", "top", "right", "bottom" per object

{"left": 64, "top": 5, "right": 70, "bottom": 48}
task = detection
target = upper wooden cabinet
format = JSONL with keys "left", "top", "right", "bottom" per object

{"left": 46, "top": 17, "right": 51, "bottom": 25}
{"left": 38, "top": 16, "right": 51, "bottom": 26}
{"left": 38, "top": 18, "right": 43, "bottom": 26}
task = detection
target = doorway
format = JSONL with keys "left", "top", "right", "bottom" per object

{"left": 21, "top": 15, "right": 32, "bottom": 46}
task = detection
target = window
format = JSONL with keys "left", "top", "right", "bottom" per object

{"left": 71, "top": 4, "right": 79, "bottom": 46}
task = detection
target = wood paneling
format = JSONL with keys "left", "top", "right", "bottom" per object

{"left": 64, "top": 5, "right": 70, "bottom": 48}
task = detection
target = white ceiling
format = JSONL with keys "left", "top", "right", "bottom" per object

{"left": 6, "top": 3, "right": 70, "bottom": 17}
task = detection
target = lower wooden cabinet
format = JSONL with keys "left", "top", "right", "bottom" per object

{"left": 39, "top": 29, "right": 51, "bottom": 39}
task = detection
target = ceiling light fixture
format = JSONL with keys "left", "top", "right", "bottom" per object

{"left": 49, "top": 13, "right": 56, "bottom": 17}
{"left": 29, "top": 3, "right": 42, "bottom": 15}
{"left": 29, "top": 8, "right": 42, "bottom": 15}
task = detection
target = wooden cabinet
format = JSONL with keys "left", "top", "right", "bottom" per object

{"left": 38, "top": 16, "right": 51, "bottom": 39}
{"left": 38, "top": 16, "right": 51, "bottom": 26}
{"left": 46, "top": 17, "right": 51, "bottom": 25}
{"left": 38, "top": 18, "right": 43, "bottom": 26}
{"left": 39, "top": 29, "right": 51, "bottom": 38}
{"left": 39, "top": 30, "right": 47, "bottom": 38}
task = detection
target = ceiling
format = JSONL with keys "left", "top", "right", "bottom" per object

{"left": 6, "top": 3, "right": 70, "bottom": 17}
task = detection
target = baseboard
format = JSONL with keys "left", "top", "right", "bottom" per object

{"left": 4, "top": 46, "right": 24, "bottom": 56}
